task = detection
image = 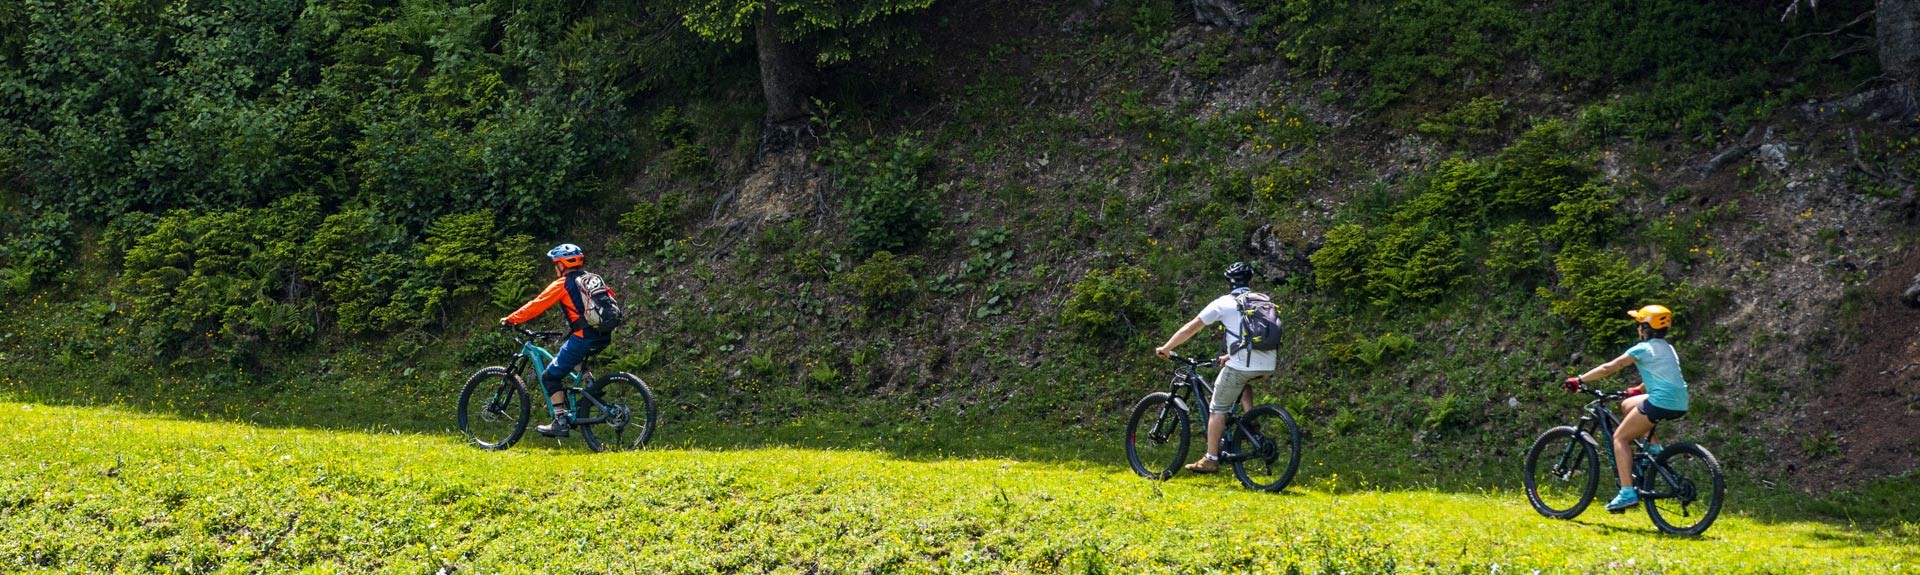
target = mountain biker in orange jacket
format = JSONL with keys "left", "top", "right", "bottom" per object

{"left": 500, "top": 243, "right": 615, "bottom": 437}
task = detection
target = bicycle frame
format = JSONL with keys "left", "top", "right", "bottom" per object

{"left": 1559, "top": 395, "right": 1681, "bottom": 500}
{"left": 1155, "top": 355, "right": 1260, "bottom": 462}
{"left": 502, "top": 333, "right": 618, "bottom": 426}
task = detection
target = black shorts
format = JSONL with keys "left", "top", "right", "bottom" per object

{"left": 1638, "top": 402, "right": 1687, "bottom": 422}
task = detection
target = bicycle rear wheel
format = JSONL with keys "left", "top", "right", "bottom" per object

{"left": 1523, "top": 426, "right": 1599, "bottom": 519}
{"left": 1230, "top": 404, "right": 1302, "bottom": 492}
{"left": 579, "top": 372, "right": 657, "bottom": 452}
{"left": 457, "top": 366, "right": 530, "bottom": 450}
{"left": 1645, "top": 443, "right": 1725, "bottom": 536}
{"left": 1125, "top": 392, "right": 1190, "bottom": 480}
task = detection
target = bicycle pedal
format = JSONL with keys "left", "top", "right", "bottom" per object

{"left": 1608, "top": 507, "right": 1626, "bottom": 515}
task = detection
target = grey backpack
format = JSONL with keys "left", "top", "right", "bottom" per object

{"left": 565, "top": 270, "right": 625, "bottom": 333}
{"left": 1227, "top": 292, "right": 1282, "bottom": 356}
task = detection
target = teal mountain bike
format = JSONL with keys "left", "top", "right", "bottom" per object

{"left": 457, "top": 326, "right": 657, "bottom": 452}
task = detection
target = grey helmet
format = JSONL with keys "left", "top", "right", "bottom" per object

{"left": 1224, "top": 261, "right": 1254, "bottom": 286}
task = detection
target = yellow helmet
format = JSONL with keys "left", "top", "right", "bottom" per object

{"left": 1627, "top": 304, "right": 1672, "bottom": 330}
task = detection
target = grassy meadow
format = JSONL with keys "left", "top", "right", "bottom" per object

{"left": 0, "top": 401, "right": 1912, "bottom": 574}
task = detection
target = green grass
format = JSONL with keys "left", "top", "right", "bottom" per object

{"left": 1, "top": 402, "right": 1912, "bottom": 573}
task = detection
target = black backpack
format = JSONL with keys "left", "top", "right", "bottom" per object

{"left": 565, "top": 270, "right": 625, "bottom": 333}
{"left": 1226, "top": 292, "right": 1282, "bottom": 357}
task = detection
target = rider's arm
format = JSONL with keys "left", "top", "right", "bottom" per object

{"left": 502, "top": 278, "right": 568, "bottom": 325}
{"left": 1155, "top": 317, "right": 1208, "bottom": 357}
{"left": 1574, "top": 353, "right": 1636, "bottom": 384}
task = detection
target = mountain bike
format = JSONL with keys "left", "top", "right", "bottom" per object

{"left": 1124, "top": 352, "right": 1302, "bottom": 491}
{"left": 1524, "top": 386, "right": 1725, "bottom": 535}
{"left": 456, "top": 326, "right": 657, "bottom": 452}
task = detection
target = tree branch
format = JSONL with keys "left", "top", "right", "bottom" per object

{"left": 1779, "top": 9, "right": 1874, "bottom": 56}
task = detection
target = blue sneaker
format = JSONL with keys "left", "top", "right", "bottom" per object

{"left": 1605, "top": 487, "right": 1640, "bottom": 513}
{"left": 1646, "top": 444, "right": 1664, "bottom": 456}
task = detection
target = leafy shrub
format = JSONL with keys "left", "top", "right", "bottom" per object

{"left": 1329, "top": 332, "right": 1416, "bottom": 367}
{"left": 1254, "top": 163, "right": 1315, "bottom": 205}
{"left": 1485, "top": 222, "right": 1542, "bottom": 276}
{"left": 1363, "top": 222, "right": 1462, "bottom": 305}
{"left": 1543, "top": 183, "right": 1626, "bottom": 248}
{"left": 1416, "top": 96, "right": 1505, "bottom": 144}
{"left": 618, "top": 194, "right": 685, "bottom": 255}
{"left": 0, "top": 210, "right": 74, "bottom": 290}
{"left": 418, "top": 211, "right": 538, "bottom": 311}
{"left": 1536, "top": 247, "right": 1662, "bottom": 345}
{"left": 834, "top": 251, "right": 920, "bottom": 314}
{"left": 118, "top": 197, "right": 322, "bottom": 358}
{"left": 829, "top": 133, "right": 938, "bottom": 256}
{"left": 1310, "top": 224, "right": 1372, "bottom": 294}
{"left": 1061, "top": 266, "right": 1155, "bottom": 339}
{"left": 1398, "top": 157, "right": 1494, "bottom": 224}
{"left": 1491, "top": 121, "right": 1592, "bottom": 212}
{"left": 1422, "top": 391, "right": 1476, "bottom": 430}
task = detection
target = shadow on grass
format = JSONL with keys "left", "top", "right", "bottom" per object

{"left": 5, "top": 380, "right": 1915, "bottom": 536}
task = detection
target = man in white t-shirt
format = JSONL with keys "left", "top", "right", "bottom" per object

{"left": 1154, "top": 262, "right": 1277, "bottom": 473}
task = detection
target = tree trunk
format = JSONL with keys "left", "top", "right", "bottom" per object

{"left": 1881, "top": 0, "right": 1920, "bottom": 110}
{"left": 755, "top": 3, "right": 813, "bottom": 124}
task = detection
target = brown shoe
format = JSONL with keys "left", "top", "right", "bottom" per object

{"left": 1183, "top": 457, "right": 1220, "bottom": 473}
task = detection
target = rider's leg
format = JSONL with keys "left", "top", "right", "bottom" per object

{"left": 1613, "top": 396, "right": 1654, "bottom": 488}
{"left": 540, "top": 335, "right": 596, "bottom": 423}
{"left": 1239, "top": 385, "right": 1255, "bottom": 413}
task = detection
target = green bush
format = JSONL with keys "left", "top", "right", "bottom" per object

{"left": 1061, "top": 266, "right": 1155, "bottom": 340}
{"left": 118, "top": 196, "right": 323, "bottom": 358}
{"left": 834, "top": 251, "right": 921, "bottom": 314}
{"left": 1310, "top": 224, "right": 1372, "bottom": 294}
{"left": 1416, "top": 96, "right": 1505, "bottom": 144}
{"left": 618, "top": 194, "right": 686, "bottom": 255}
{"left": 1491, "top": 121, "right": 1592, "bottom": 212}
{"left": 1363, "top": 222, "right": 1462, "bottom": 305}
{"left": 418, "top": 211, "right": 537, "bottom": 310}
{"left": 829, "top": 133, "right": 938, "bottom": 256}
{"left": 1485, "top": 222, "right": 1542, "bottom": 276}
{"left": 1543, "top": 183, "right": 1627, "bottom": 248}
{"left": 1536, "top": 247, "right": 1663, "bottom": 345}
{"left": 1398, "top": 157, "right": 1494, "bottom": 224}
{"left": 0, "top": 210, "right": 74, "bottom": 290}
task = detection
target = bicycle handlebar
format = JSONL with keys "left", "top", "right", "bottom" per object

{"left": 1166, "top": 352, "right": 1218, "bottom": 367}
{"left": 500, "top": 324, "right": 566, "bottom": 342}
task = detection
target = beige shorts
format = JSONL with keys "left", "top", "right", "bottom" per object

{"left": 1210, "top": 366, "right": 1272, "bottom": 414}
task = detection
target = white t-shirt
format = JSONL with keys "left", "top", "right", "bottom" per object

{"left": 1197, "top": 294, "right": 1278, "bottom": 372}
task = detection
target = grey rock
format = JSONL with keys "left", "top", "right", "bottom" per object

{"left": 1758, "top": 143, "right": 1791, "bottom": 174}
{"left": 1903, "top": 273, "right": 1920, "bottom": 308}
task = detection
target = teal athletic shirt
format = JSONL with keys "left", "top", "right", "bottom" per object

{"left": 1626, "top": 338, "right": 1688, "bottom": 411}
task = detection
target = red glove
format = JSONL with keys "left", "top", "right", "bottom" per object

{"left": 1563, "top": 377, "right": 1583, "bottom": 393}
{"left": 1625, "top": 385, "right": 1645, "bottom": 398}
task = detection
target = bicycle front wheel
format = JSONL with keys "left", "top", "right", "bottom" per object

{"left": 579, "top": 372, "right": 658, "bottom": 453}
{"left": 1230, "top": 404, "right": 1302, "bottom": 492}
{"left": 457, "top": 366, "right": 530, "bottom": 450}
{"left": 1125, "top": 392, "right": 1190, "bottom": 480}
{"left": 1645, "top": 442, "right": 1725, "bottom": 536}
{"left": 1524, "top": 426, "right": 1599, "bottom": 519}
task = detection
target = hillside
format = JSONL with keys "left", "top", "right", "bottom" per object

{"left": 2, "top": 0, "right": 1918, "bottom": 528}
{"left": 2, "top": 401, "right": 1913, "bottom": 572}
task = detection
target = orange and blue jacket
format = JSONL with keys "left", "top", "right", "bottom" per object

{"left": 505, "top": 272, "right": 616, "bottom": 337}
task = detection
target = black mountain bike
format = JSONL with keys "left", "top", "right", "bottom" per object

{"left": 1524, "top": 386, "right": 1725, "bottom": 535}
{"left": 1124, "top": 352, "right": 1302, "bottom": 491}
{"left": 457, "top": 326, "right": 658, "bottom": 452}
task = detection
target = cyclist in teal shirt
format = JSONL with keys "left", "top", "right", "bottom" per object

{"left": 1563, "top": 304, "right": 1689, "bottom": 512}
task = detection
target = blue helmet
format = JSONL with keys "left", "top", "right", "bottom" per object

{"left": 547, "top": 243, "right": 585, "bottom": 268}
